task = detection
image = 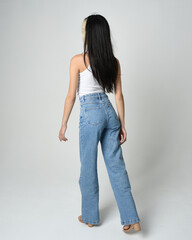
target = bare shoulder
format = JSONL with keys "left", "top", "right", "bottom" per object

{"left": 115, "top": 57, "right": 120, "bottom": 69}
{"left": 69, "top": 54, "right": 83, "bottom": 73}
{"left": 115, "top": 56, "right": 119, "bottom": 63}
{"left": 113, "top": 57, "right": 120, "bottom": 73}
{"left": 71, "top": 52, "right": 89, "bottom": 72}
{"left": 70, "top": 54, "right": 82, "bottom": 65}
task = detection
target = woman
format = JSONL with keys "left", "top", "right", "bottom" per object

{"left": 58, "top": 14, "right": 141, "bottom": 233}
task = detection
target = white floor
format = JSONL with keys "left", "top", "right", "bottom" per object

{"left": 0, "top": 172, "right": 191, "bottom": 240}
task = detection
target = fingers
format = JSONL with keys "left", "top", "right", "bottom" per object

{"left": 61, "top": 136, "right": 68, "bottom": 141}
{"left": 120, "top": 137, "right": 126, "bottom": 145}
{"left": 58, "top": 134, "right": 68, "bottom": 142}
{"left": 120, "top": 130, "right": 127, "bottom": 145}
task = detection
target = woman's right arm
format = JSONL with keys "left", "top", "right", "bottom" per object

{"left": 114, "top": 59, "right": 127, "bottom": 144}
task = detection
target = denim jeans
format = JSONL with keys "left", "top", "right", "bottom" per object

{"left": 78, "top": 92, "right": 140, "bottom": 225}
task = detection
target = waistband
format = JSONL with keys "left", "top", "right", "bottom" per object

{"left": 79, "top": 92, "right": 108, "bottom": 104}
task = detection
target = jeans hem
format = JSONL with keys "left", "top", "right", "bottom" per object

{"left": 81, "top": 216, "right": 100, "bottom": 225}
{"left": 121, "top": 218, "right": 140, "bottom": 225}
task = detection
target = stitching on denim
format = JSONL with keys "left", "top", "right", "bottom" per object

{"left": 121, "top": 218, "right": 140, "bottom": 225}
{"left": 106, "top": 102, "right": 119, "bottom": 121}
{"left": 80, "top": 102, "right": 102, "bottom": 106}
{"left": 85, "top": 106, "right": 101, "bottom": 110}
{"left": 83, "top": 107, "right": 105, "bottom": 126}
{"left": 81, "top": 217, "right": 100, "bottom": 224}
{"left": 80, "top": 96, "right": 107, "bottom": 102}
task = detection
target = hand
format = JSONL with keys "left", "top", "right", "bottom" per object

{"left": 58, "top": 124, "right": 68, "bottom": 142}
{"left": 119, "top": 125, "right": 127, "bottom": 145}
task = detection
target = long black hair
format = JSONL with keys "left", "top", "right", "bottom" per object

{"left": 82, "top": 14, "right": 119, "bottom": 94}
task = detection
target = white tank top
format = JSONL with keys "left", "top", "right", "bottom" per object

{"left": 77, "top": 65, "right": 105, "bottom": 98}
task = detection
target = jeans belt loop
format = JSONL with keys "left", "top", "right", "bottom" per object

{"left": 98, "top": 92, "right": 101, "bottom": 101}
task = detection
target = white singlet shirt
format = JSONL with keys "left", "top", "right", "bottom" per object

{"left": 76, "top": 64, "right": 105, "bottom": 98}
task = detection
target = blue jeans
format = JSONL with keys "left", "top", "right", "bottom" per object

{"left": 78, "top": 92, "right": 140, "bottom": 225}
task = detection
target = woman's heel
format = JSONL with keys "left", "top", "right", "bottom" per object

{"left": 133, "top": 222, "right": 141, "bottom": 231}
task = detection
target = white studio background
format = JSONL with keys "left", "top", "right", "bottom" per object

{"left": 0, "top": 0, "right": 192, "bottom": 240}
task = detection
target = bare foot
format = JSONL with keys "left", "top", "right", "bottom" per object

{"left": 78, "top": 215, "right": 94, "bottom": 227}
{"left": 122, "top": 222, "right": 141, "bottom": 232}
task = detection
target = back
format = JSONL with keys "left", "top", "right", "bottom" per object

{"left": 77, "top": 64, "right": 105, "bottom": 98}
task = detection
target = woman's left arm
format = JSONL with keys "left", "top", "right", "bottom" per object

{"left": 59, "top": 55, "right": 79, "bottom": 142}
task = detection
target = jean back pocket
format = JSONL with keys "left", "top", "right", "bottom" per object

{"left": 84, "top": 104, "right": 105, "bottom": 126}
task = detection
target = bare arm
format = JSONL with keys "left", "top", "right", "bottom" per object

{"left": 59, "top": 55, "right": 79, "bottom": 141}
{"left": 114, "top": 59, "right": 127, "bottom": 144}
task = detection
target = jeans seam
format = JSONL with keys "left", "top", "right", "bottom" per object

{"left": 81, "top": 217, "right": 100, "bottom": 224}
{"left": 121, "top": 218, "right": 140, "bottom": 225}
